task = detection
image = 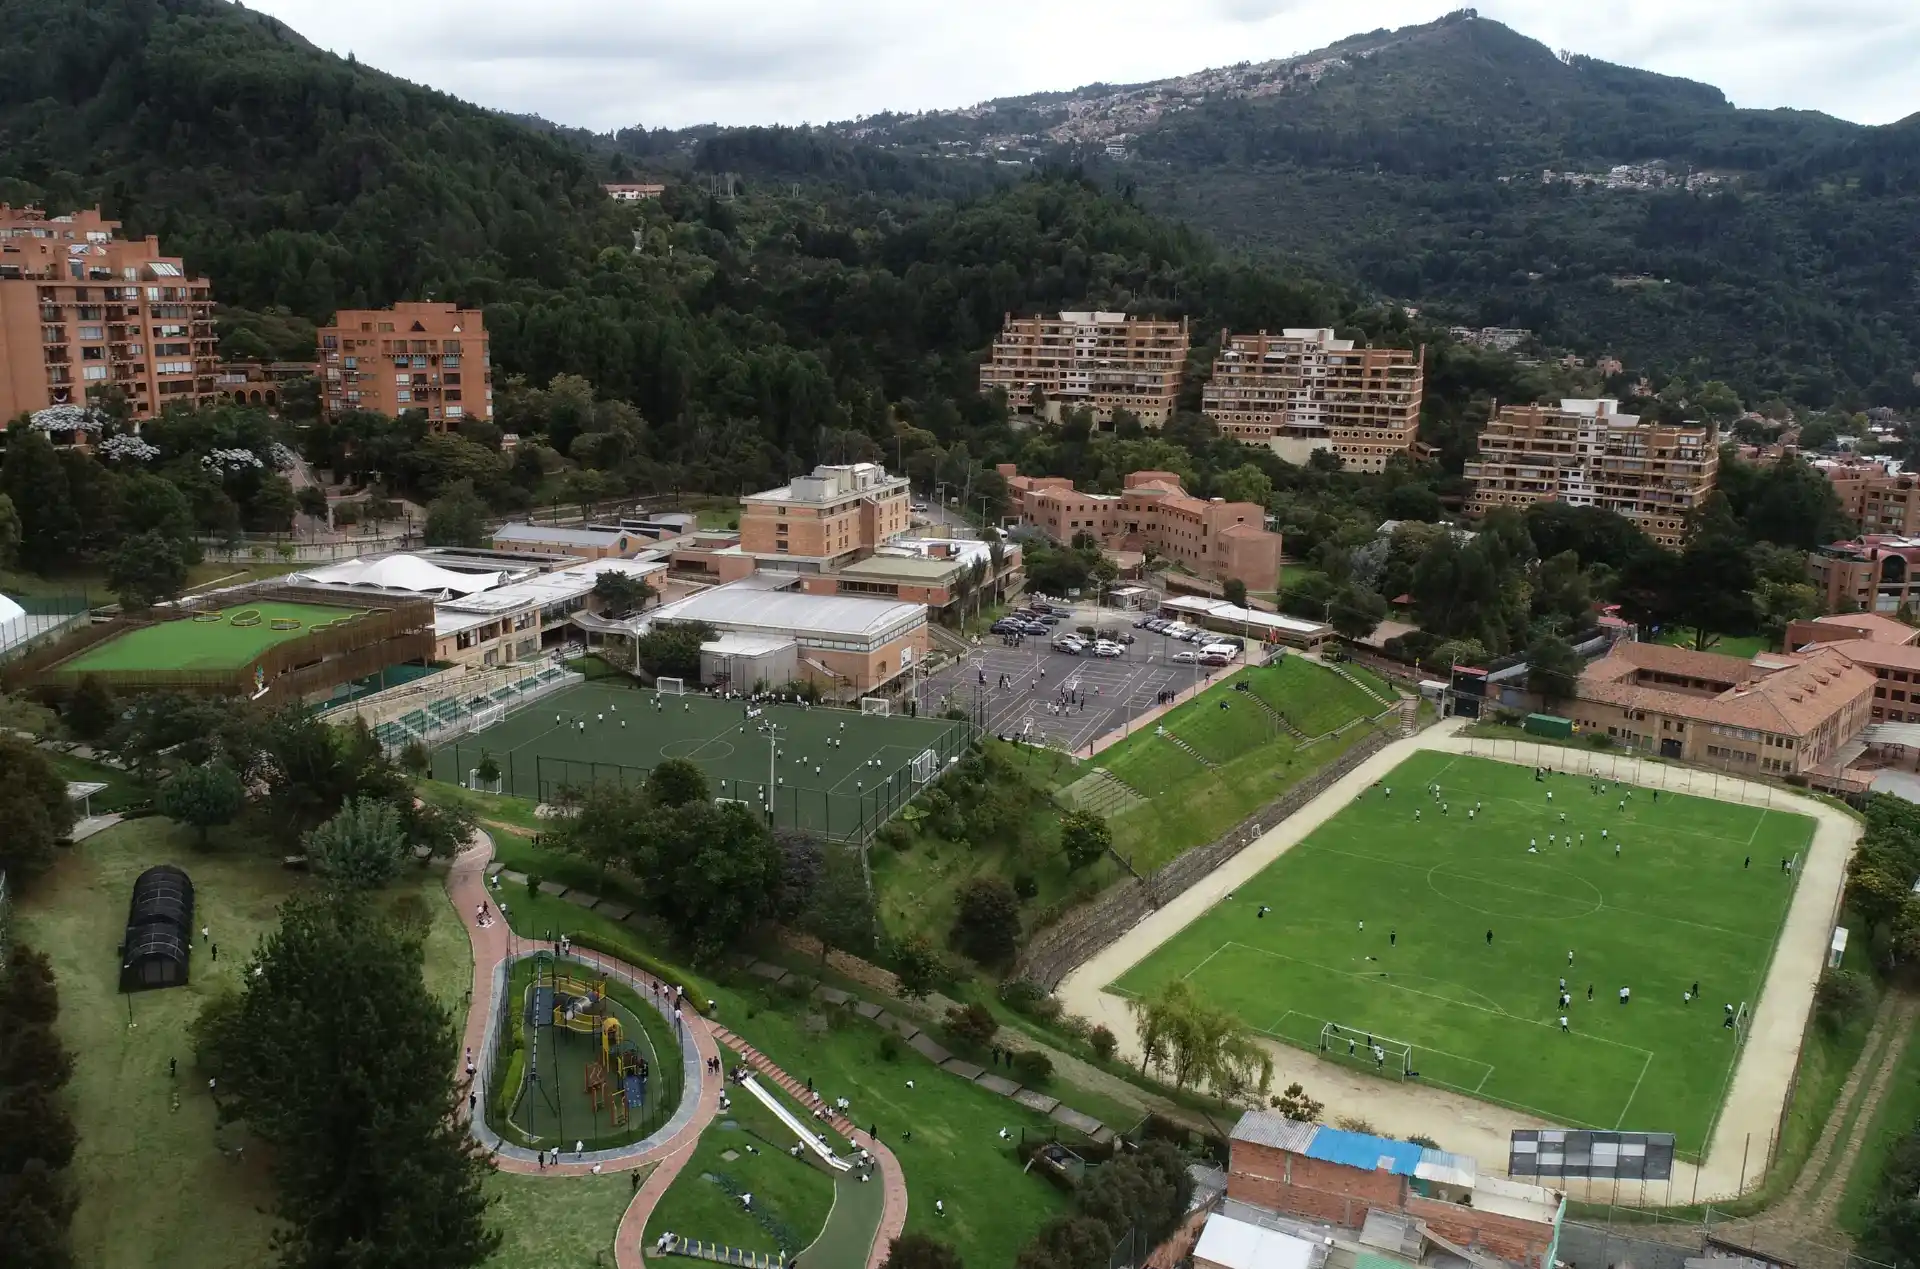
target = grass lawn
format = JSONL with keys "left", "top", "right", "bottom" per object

{"left": 644, "top": 1072, "right": 844, "bottom": 1258}
{"left": 46, "top": 750, "right": 154, "bottom": 812}
{"left": 1655, "top": 630, "right": 1772, "bottom": 659}
{"left": 492, "top": 897, "right": 1072, "bottom": 1269}
{"left": 1838, "top": 1008, "right": 1920, "bottom": 1234}
{"left": 1090, "top": 657, "right": 1388, "bottom": 873}
{"left": 12, "top": 816, "right": 470, "bottom": 1269}
{"left": 484, "top": 1168, "right": 645, "bottom": 1269}
{"left": 1113, "top": 751, "right": 1813, "bottom": 1156}
{"left": 61, "top": 601, "right": 370, "bottom": 673}
{"left": 429, "top": 682, "right": 968, "bottom": 841}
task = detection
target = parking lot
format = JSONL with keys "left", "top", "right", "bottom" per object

{"left": 920, "top": 613, "right": 1249, "bottom": 753}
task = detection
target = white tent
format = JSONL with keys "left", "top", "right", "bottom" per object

{"left": 0, "top": 593, "right": 27, "bottom": 655}
{"left": 295, "top": 555, "right": 501, "bottom": 596}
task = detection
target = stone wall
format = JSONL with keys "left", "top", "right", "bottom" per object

{"left": 774, "top": 928, "right": 903, "bottom": 997}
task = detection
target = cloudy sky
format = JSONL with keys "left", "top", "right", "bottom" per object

{"left": 243, "top": 0, "right": 1920, "bottom": 133}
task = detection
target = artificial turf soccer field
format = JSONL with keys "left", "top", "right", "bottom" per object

{"left": 60, "top": 601, "right": 368, "bottom": 672}
{"left": 1112, "top": 751, "right": 1815, "bottom": 1154}
{"left": 429, "top": 681, "right": 969, "bottom": 839}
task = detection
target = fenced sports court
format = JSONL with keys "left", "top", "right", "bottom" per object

{"left": 430, "top": 679, "right": 973, "bottom": 842}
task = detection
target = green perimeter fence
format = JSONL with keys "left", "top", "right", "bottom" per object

{"left": 432, "top": 710, "right": 975, "bottom": 844}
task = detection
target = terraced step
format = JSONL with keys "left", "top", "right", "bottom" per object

{"left": 1158, "top": 728, "right": 1218, "bottom": 770}
{"left": 1055, "top": 768, "right": 1146, "bottom": 816}
{"left": 1244, "top": 691, "right": 1309, "bottom": 741}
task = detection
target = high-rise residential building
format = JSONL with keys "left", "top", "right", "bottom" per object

{"left": 979, "top": 311, "right": 1189, "bottom": 426}
{"left": 317, "top": 303, "right": 491, "bottom": 429}
{"left": 0, "top": 205, "right": 217, "bottom": 430}
{"left": 1201, "top": 328, "right": 1425, "bottom": 472}
{"left": 738, "top": 462, "right": 913, "bottom": 570}
{"left": 1462, "top": 398, "right": 1717, "bottom": 548}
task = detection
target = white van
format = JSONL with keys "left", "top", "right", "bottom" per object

{"left": 1200, "top": 642, "right": 1240, "bottom": 662}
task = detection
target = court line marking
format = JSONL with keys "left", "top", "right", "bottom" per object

{"left": 1289, "top": 841, "right": 1778, "bottom": 942}
{"left": 1616, "top": 1049, "right": 1655, "bottom": 1128}
{"left": 1212, "top": 940, "right": 1656, "bottom": 1058}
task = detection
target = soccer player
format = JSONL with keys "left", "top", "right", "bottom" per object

{"left": 1615, "top": 841, "right": 1621, "bottom": 858}
{"left": 1414, "top": 809, "right": 1421, "bottom": 821}
{"left": 1586, "top": 984, "right": 1593, "bottom": 1001}
{"left": 1619, "top": 986, "right": 1631, "bottom": 1005}
{"left": 1389, "top": 929, "right": 1397, "bottom": 947}
{"left": 1560, "top": 1015, "right": 1570, "bottom": 1032}
{"left": 1486, "top": 929, "right": 1494, "bottom": 945}
{"left": 1560, "top": 992, "right": 1570, "bottom": 1009}
{"left": 1568, "top": 950, "right": 1575, "bottom": 965}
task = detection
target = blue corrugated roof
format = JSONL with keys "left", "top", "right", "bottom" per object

{"left": 1304, "top": 1126, "right": 1425, "bottom": 1176}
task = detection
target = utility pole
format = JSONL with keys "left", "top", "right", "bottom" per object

{"left": 765, "top": 721, "right": 783, "bottom": 827}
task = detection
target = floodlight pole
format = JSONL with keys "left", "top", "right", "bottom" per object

{"left": 765, "top": 722, "right": 783, "bottom": 826}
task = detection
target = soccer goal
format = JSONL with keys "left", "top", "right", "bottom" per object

{"left": 1730, "top": 1001, "right": 1751, "bottom": 1044}
{"left": 860, "top": 696, "right": 890, "bottom": 717}
{"left": 912, "top": 748, "right": 939, "bottom": 785}
{"left": 656, "top": 676, "right": 687, "bottom": 697}
{"left": 1319, "top": 1022, "right": 1414, "bottom": 1080}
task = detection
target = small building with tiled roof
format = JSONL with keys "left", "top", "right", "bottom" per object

{"left": 1567, "top": 641, "right": 1873, "bottom": 782}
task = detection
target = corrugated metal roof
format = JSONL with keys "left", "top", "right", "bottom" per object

{"left": 1230, "top": 1111, "right": 1320, "bottom": 1153}
{"left": 1304, "top": 1127, "right": 1424, "bottom": 1177}
{"left": 651, "top": 584, "right": 926, "bottom": 642}
{"left": 1415, "top": 1148, "right": 1477, "bottom": 1188}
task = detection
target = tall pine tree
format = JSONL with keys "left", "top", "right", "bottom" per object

{"left": 195, "top": 896, "right": 497, "bottom": 1269}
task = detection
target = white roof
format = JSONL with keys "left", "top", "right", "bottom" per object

{"left": 1162, "top": 595, "right": 1329, "bottom": 636}
{"left": 1192, "top": 1214, "right": 1317, "bottom": 1269}
{"left": 702, "top": 634, "right": 797, "bottom": 658}
{"left": 650, "top": 583, "right": 924, "bottom": 644}
{"left": 298, "top": 555, "right": 501, "bottom": 596}
{"left": 0, "top": 594, "right": 23, "bottom": 625}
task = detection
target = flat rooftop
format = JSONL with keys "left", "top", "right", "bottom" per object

{"left": 61, "top": 600, "right": 369, "bottom": 674}
{"left": 651, "top": 583, "right": 924, "bottom": 643}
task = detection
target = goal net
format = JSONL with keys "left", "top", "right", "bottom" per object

{"left": 860, "top": 696, "right": 890, "bottom": 717}
{"left": 912, "top": 748, "right": 938, "bottom": 785}
{"left": 656, "top": 676, "right": 687, "bottom": 697}
{"left": 1319, "top": 1022, "right": 1414, "bottom": 1079}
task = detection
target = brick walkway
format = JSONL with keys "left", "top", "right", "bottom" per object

{"left": 712, "top": 1024, "right": 909, "bottom": 1269}
{"left": 446, "top": 831, "right": 725, "bottom": 1267}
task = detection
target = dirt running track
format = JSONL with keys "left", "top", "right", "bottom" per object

{"left": 446, "top": 833, "right": 906, "bottom": 1266}
{"left": 1056, "top": 720, "right": 1861, "bottom": 1205}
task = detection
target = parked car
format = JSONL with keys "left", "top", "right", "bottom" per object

{"left": 1092, "top": 640, "right": 1124, "bottom": 657}
{"left": 990, "top": 619, "right": 1021, "bottom": 634}
{"left": 1171, "top": 650, "right": 1201, "bottom": 664}
{"left": 1201, "top": 643, "right": 1241, "bottom": 661}
{"left": 1200, "top": 652, "right": 1232, "bottom": 667}
{"left": 1133, "top": 614, "right": 1154, "bottom": 629}
{"left": 1115, "top": 631, "right": 1136, "bottom": 644}
{"left": 1052, "top": 635, "right": 1086, "bottom": 654}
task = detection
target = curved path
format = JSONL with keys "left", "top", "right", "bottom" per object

{"left": 447, "top": 832, "right": 905, "bottom": 1267}
{"left": 712, "top": 1024, "right": 908, "bottom": 1268}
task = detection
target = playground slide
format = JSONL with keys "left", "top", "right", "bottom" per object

{"left": 739, "top": 1075, "right": 853, "bottom": 1173}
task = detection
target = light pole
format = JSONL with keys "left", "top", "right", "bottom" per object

{"left": 765, "top": 721, "right": 783, "bottom": 827}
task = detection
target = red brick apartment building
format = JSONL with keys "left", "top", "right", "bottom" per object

{"left": 979, "top": 311, "right": 1189, "bottom": 426}
{"left": 1201, "top": 328, "right": 1425, "bottom": 472}
{"left": 998, "top": 464, "right": 1282, "bottom": 592}
{"left": 0, "top": 205, "right": 218, "bottom": 428}
{"left": 317, "top": 302, "right": 492, "bottom": 429}
{"left": 1215, "top": 1113, "right": 1563, "bottom": 1269}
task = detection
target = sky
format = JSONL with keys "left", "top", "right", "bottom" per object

{"left": 242, "top": 0, "right": 1920, "bottom": 133}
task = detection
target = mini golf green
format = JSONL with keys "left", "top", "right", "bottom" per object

{"left": 61, "top": 602, "right": 369, "bottom": 674}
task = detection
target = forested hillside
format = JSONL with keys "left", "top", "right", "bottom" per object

{"left": 808, "top": 11, "right": 1920, "bottom": 410}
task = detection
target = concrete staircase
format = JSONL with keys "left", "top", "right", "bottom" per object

{"left": 1244, "top": 691, "right": 1309, "bottom": 741}
{"left": 1323, "top": 661, "right": 1397, "bottom": 709}
{"left": 1158, "top": 728, "right": 1218, "bottom": 769}
{"left": 1397, "top": 695, "right": 1419, "bottom": 738}
{"left": 1056, "top": 767, "right": 1147, "bottom": 816}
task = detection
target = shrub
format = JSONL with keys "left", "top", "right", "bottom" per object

{"left": 1334, "top": 1114, "right": 1376, "bottom": 1134}
{"left": 944, "top": 1001, "right": 999, "bottom": 1048}
{"left": 305, "top": 796, "right": 407, "bottom": 888}
{"left": 951, "top": 877, "right": 1022, "bottom": 965}
{"left": 878, "top": 1033, "right": 901, "bottom": 1062}
{"left": 1814, "top": 967, "right": 1873, "bottom": 1034}
{"left": 1089, "top": 1025, "right": 1117, "bottom": 1061}
{"left": 524, "top": 872, "right": 542, "bottom": 895}
{"left": 1001, "top": 979, "right": 1063, "bottom": 1023}
{"left": 1011, "top": 1049, "right": 1053, "bottom": 1084}
{"left": 1586, "top": 731, "right": 1615, "bottom": 749}
{"left": 1012, "top": 872, "right": 1038, "bottom": 899}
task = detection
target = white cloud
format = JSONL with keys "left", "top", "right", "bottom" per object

{"left": 243, "top": 0, "right": 1920, "bottom": 131}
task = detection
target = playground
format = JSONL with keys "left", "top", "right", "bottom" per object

{"left": 431, "top": 681, "right": 971, "bottom": 840}
{"left": 494, "top": 954, "right": 684, "bottom": 1151}
{"left": 58, "top": 600, "right": 372, "bottom": 673}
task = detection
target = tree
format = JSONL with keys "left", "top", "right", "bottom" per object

{"left": 1127, "top": 978, "right": 1272, "bottom": 1100}
{"left": 422, "top": 479, "right": 490, "bottom": 548}
{"left": 63, "top": 675, "right": 118, "bottom": 745}
{"left": 193, "top": 895, "right": 498, "bottom": 1269}
{"left": 0, "top": 738, "right": 76, "bottom": 882}
{"left": 1014, "top": 1216, "right": 1124, "bottom": 1269}
{"left": 1751, "top": 577, "right": 1822, "bottom": 644}
{"left": 1060, "top": 810, "right": 1112, "bottom": 870}
{"left": 633, "top": 622, "right": 713, "bottom": 680}
{"left": 107, "top": 530, "right": 190, "bottom": 610}
{"left": 304, "top": 796, "right": 408, "bottom": 888}
{"left": 473, "top": 752, "right": 501, "bottom": 787}
{"left": 1089, "top": 1025, "right": 1117, "bottom": 1061}
{"left": 798, "top": 844, "right": 875, "bottom": 960}
{"left": 0, "top": 944, "right": 78, "bottom": 1269}
{"left": 0, "top": 431, "right": 79, "bottom": 571}
{"left": 645, "top": 757, "right": 709, "bottom": 808}
{"left": 158, "top": 763, "right": 246, "bottom": 845}
{"left": 592, "top": 569, "right": 656, "bottom": 616}
{"left": 294, "top": 486, "right": 329, "bottom": 520}
{"left": 1222, "top": 578, "right": 1248, "bottom": 607}
{"left": 880, "top": 1232, "right": 964, "bottom": 1269}
{"left": 398, "top": 741, "right": 430, "bottom": 777}
{"left": 0, "top": 492, "right": 20, "bottom": 569}
{"left": 1272, "top": 1082, "right": 1324, "bottom": 1121}
{"left": 1214, "top": 464, "right": 1273, "bottom": 508}
{"left": 1526, "top": 635, "right": 1582, "bottom": 706}
{"left": 1329, "top": 582, "right": 1388, "bottom": 642}
{"left": 951, "top": 877, "right": 1021, "bottom": 965}
{"left": 651, "top": 801, "right": 784, "bottom": 959}
{"left": 892, "top": 934, "right": 947, "bottom": 1001}
{"left": 944, "top": 1001, "right": 999, "bottom": 1048}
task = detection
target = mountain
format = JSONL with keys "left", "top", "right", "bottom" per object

{"left": 793, "top": 10, "right": 1920, "bottom": 410}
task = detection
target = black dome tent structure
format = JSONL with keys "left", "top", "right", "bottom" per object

{"left": 119, "top": 865, "right": 194, "bottom": 992}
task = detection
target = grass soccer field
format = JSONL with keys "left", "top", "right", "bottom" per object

{"left": 429, "top": 681, "right": 970, "bottom": 840}
{"left": 1113, "top": 751, "right": 1815, "bottom": 1155}
{"left": 60, "top": 601, "right": 368, "bottom": 672}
